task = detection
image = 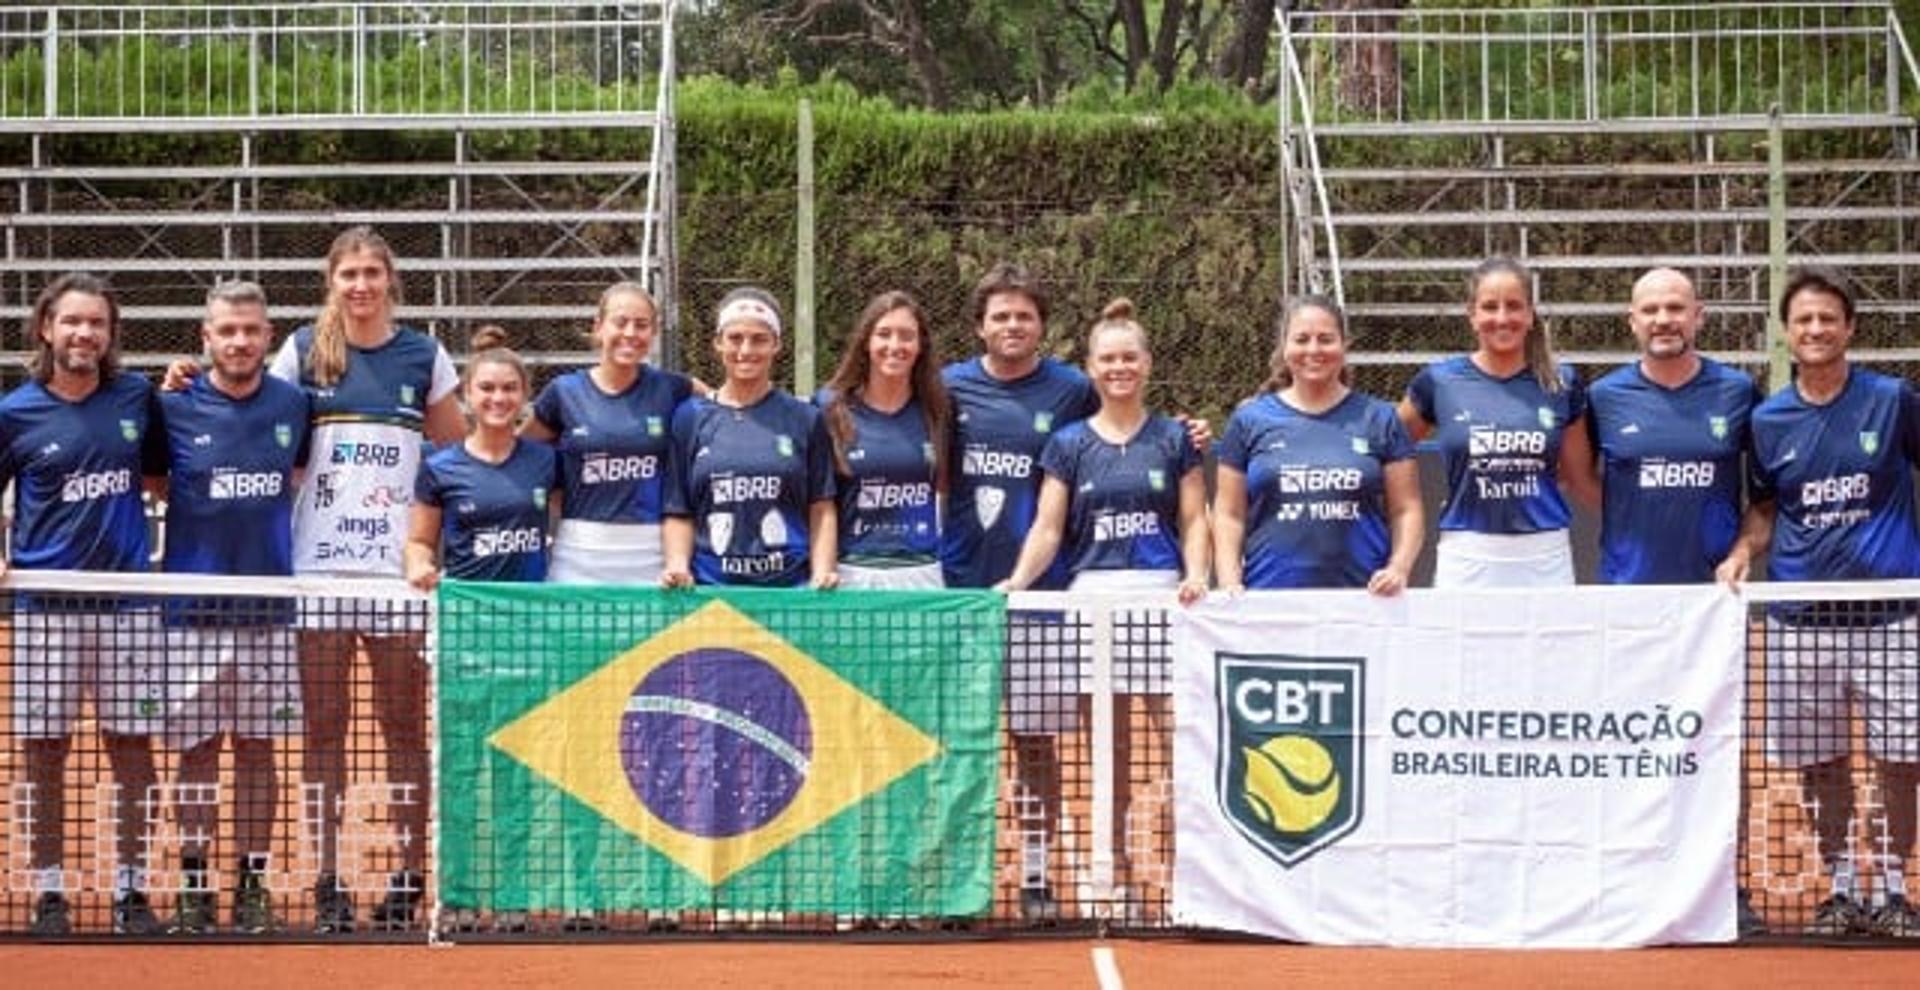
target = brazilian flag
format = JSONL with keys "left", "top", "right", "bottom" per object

{"left": 437, "top": 583, "right": 1003, "bottom": 916}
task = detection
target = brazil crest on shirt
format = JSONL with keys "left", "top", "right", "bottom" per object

{"left": 437, "top": 584, "right": 1003, "bottom": 914}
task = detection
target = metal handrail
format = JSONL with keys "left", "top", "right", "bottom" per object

{"left": 1277, "top": 6, "right": 1345, "bottom": 307}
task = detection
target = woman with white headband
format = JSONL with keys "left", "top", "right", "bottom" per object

{"left": 662, "top": 287, "right": 839, "bottom": 588}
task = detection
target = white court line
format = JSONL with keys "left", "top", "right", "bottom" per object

{"left": 1092, "top": 946, "right": 1125, "bottom": 990}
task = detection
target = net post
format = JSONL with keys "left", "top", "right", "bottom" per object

{"left": 1087, "top": 600, "right": 1117, "bottom": 914}
{"left": 425, "top": 589, "right": 446, "bottom": 945}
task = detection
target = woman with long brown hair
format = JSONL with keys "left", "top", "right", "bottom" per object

{"left": 816, "top": 290, "right": 950, "bottom": 589}
{"left": 1396, "top": 257, "right": 1591, "bottom": 588}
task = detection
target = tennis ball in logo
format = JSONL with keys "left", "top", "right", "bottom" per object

{"left": 1241, "top": 734, "right": 1340, "bottom": 834}
{"left": 619, "top": 648, "right": 812, "bottom": 838}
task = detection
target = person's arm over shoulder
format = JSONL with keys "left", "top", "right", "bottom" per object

{"left": 1397, "top": 362, "right": 1439, "bottom": 441}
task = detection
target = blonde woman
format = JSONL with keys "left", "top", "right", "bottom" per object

{"left": 269, "top": 226, "right": 463, "bottom": 932}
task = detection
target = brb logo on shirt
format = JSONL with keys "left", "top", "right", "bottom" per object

{"left": 473, "top": 527, "right": 543, "bottom": 558}
{"left": 1277, "top": 466, "right": 1363, "bottom": 494}
{"left": 331, "top": 442, "right": 403, "bottom": 468}
{"left": 855, "top": 479, "right": 932, "bottom": 510}
{"left": 1637, "top": 459, "right": 1716, "bottom": 489}
{"left": 582, "top": 453, "right": 658, "bottom": 485}
{"left": 961, "top": 445, "right": 1032, "bottom": 479}
{"left": 1092, "top": 509, "right": 1160, "bottom": 542}
{"left": 712, "top": 473, "right": 782, "bottom": 505}
{"left": 209, "top": 468, "right": 285, "bottom": 500}
{"left": 1466, "top": 427, "right": 1547, "bottom": 457}
{"left": 60, "top": 468, "right": 132, "bottom": 503}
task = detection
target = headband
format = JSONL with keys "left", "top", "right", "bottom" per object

{"left": 715, "top": 297, "right": 782, "bottom": 338}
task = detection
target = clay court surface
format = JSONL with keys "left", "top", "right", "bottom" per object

{"left": 4, "top": 941, "right": 1918, "bottom": 989}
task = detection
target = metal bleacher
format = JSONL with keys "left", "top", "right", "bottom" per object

{"left": 1277, "top": 2, "right": 1920, "bottom": 392}
{"left": 0, "top": 1, "right": 679, "bottom": 375}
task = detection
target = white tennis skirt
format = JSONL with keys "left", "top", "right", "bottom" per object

{"left": 837, "top": 560, "right": 944, "bottom": 590}
{"left": 1433, "top": 529, "right": 1574, "bottom": 589}
{"left": 548, "top": 520, "right": 664, "bottom": 585}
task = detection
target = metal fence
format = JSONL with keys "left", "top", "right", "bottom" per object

{"left": 1281, "top": 2, "right": 1919, "bottom": 135}
{"left": 0, "top": 2, "right": 667, "bottom": 127}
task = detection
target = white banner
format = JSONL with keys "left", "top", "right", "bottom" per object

{"left": 1171, "top": 585, "right": 1742, "bottom": 948}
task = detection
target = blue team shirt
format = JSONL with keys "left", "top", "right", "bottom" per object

{"left": 664, "top": 390, "right": 836, "bottom": 587}
{"left": 0, "top": 374, "right": 163, "bottom": 572}
{"left": 1217, "top": 392, "right": 1415, "bottom": 589}
{"left": 415, "top": 439, "right": 560, "bottom": 582}
{"left": 531, "top": 367, "right": 691, "bottom": 524}
{"left": 1040, "top": 415, "right": 1198, "bottom": 578}
{"left": 1587, "top": 359, "right": 1763, "bottom": 584}
{"left": 158, "top": 375, "right": 311, "bottom": 625}
{"left": 1751, "top": 368, "right": 1920, "bottom": 589}
{"left": 814, "top": 390, "right": 939, "bottom": 566}
{"left": 1406, "top": 357, "right": 1586, "bottom": 534}
{"left": 942, "top": 358, "right": 1099, "bottom": 588}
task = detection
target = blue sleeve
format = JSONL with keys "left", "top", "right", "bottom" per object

{"left": 530, "top": 378, "right": 565, "bottom": 433}
{"left": 1175, "top": 420, "right": 1201, "bottom": 476}
{"left": 1745, "top": 384, "right": 1773, "bottom": 505}
{"left": 669, "top": 371, "right": 694, "bottom": 406}
{"left": 1379, "top": 404, "right": 1416, "bottom": 462}
{"left": 142, "top": 391, "right": 170, "bottom": 479}
{"left": 1073, "top": 377, "right": 1100, "bottom": 420}
{"left": 1039, "top": 431, "right": 1077, "bottom": 486}
{"left": 0, "top": 412, "right": 16, "bottom": 491}
{"left": 662, "top": 403, "right": 695, "bottom": 517}
{"left": 1216, "top": 407, "right": 1253, "bottom": 471}
{"left": 1903, "top": 382, "right": 1920, "bottom": 466}
{"left": 1562, "top": 368, "right": 1588, "bottom": 423}
{"left": 414, "top": 456, "right": 442, "bottom": 507}
{"left": 140, "top": 388, "right": 170, "bottom": 477}
{"left": 1406, "top": 365, "right": 1437, "bottom": 425}
{"left": 806, "top": 408, "right": 837, "bottom": 501}
{"left": 293, "top": 392, "right": 314, "bottom": 469}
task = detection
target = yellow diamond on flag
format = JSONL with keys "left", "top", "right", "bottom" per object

{"left": 488, "top": 598, "right": 942, "bottom": 886}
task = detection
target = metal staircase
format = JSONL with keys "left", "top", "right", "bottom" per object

{"left": 1278, "top": 2, "right": 1920, "bottom": 394}
{"left": 0, "top": 1, "right": 679, "bottom": 374}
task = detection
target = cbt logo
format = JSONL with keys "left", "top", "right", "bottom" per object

{"left": 1216, "top": 654, "right": 1364, "bottom": 868}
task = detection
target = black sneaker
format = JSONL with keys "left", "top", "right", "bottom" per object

{"left": 30, "top": 892, "right": 71, "bottom": 937}
{"left": 1736, "top": 888, "right": 1768, "bottom": 938}
{"left": 233, "top": 873, "right": 276, "bottom": 934}
{"left": 171, "top": 888, "right": 217, "bottom": 935}
{"left": 1018, "top": 888, "right": 1060, "bottom": 926}
{"left": 562, "top": 910, "right": 608, "bottom": 933}
{"left": 370, "top": 870, "right": 424, "bottom": 931}
{"left": 1806, "top": 894, "right": 1871, "bottom": 936}
{"left": 313, "top": 874, "right": 355, "bottom": 934}
{"left": 1869, "top": 895, "right": 1920, "bottom": 937}
{"left": 114, "top": 891, "right": 164, "bottom": 936}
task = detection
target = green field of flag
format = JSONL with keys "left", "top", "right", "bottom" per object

{"left": 436, "top": 583, "right": 1003, "bottom": 915}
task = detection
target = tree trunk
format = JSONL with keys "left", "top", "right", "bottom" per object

{"left": 1149, "top": 0, "right": 1188, "bottom": 91}
{"left": 1115, "top": 0, "right": 1150, "bottom": 91}
{"left": 1325, "top": 0, "right": 1402, "bottom": 116}
{"left": 890, "top": 1, "right": 951, "bottom": 110}
{"left": 1214, "top": 0, "right": 1277, "bottom": 94}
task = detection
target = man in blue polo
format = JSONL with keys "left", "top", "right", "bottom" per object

{"left": 1579, "top": 268, "right": 1769, "bottom": 935}
{"left": 154, "top": 281, "right": 310, "bottom": 934}
{"left": 1, "top": 274, "right": 168, "bottom": 936}
{"left": 1719, "top": 267, "right": 1920, "bottom": 938}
